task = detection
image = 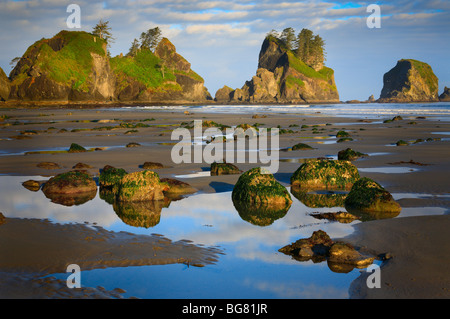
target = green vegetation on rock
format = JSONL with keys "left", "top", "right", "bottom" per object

{"left": 344, "top": 177, "right": 401, "bottom": 214}
{"left": 290, "top": 159, "right": 359, "bottom": 190}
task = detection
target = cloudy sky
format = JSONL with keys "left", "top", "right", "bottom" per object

{"left": 0, "top": 0, "right": 449, "bottom": 101}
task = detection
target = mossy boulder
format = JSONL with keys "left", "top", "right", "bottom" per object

{"left": 42, "top": 170, "right": 97, "bottom": 195}
{"left": 160, "top": 178, "right": 197, "bottom": 196}
{"left": 99, "top": 165, "right": 128, "bottom": 188}
{"left": 344, "top": 177, "right": 401, "bottom": 214}
{"left": 396, "top": 140, "right": 409, "bottom": 146}
{"left": 211, "top": 162, "right": 241, "bottom": 176}
{"left": 290, "top": 159, "right": 360, "bottom": 191}
{"left": 116, "top": 170, "right": 167, "bottom": 202}
{"left": 68, "top": 143, "right": 87, "bottom": 153}
{"left": 337, "top": 148, "right": 368, "bottom": 161}
{"left": 232, "top": 167, "right": 292, "bottom": 207}
{"left": 336, "top": 130, "right": 350, "bottom": 138}
{"left": 22, "top": 180, "right": 41, "bottom": 192}
{"left": 291, "top": 143, "right": 314, "bottom": 151}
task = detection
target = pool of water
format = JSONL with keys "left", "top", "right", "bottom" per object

{"left": 0, "top": 175, "right": 446, "bottom": 299}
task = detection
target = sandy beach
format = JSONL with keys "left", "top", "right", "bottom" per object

{"left": 0, "top": 105, "right": 449, "bottom": 299}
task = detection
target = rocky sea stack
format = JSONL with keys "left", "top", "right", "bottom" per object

{"left": 5, "top": 31, "right": 211, "bottom": 104}
{"left": 379, "top": 59, "right": 439, "bottom": 102}
{"left": 217, "top": 30, "right": 339, "bottom": 104}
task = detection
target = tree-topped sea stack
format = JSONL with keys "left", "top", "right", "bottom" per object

{"left": 379, "top": 59, "right": 439, "bottom": 102}
{"left": 290, "top": 159, "right": 360, "bottom": 191}
{"left": 220, "top": 28, "right": 339, "bottom": 104}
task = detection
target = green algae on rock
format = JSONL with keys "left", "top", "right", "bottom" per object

{"left": 290, "top": 159, "right": 359, "bottom": 191}
{"left": 337, "top": 148, "right": 368, "bottom": 161}
{"left": 291, "top": 143, "right": 314, "bottom": 151}
{"left": 210, "top": 162, "right": 242, "bottom": 176}
{"left": 116, "top": 170, "right": 167, "bottom": 202}
{"left": 68, "top": 143, "right": 87, "bottom": 153}
{"left": 42, "top": 170, "right": 97, "bottom": 195}
{"left": 344, "top": 177, "right": 401, "bottom": 214}
{"left": 99, "top": 165, "right": 128, "bottom": 188}
{"left": 232, "top": 167, "right": 292, "bottom": 207}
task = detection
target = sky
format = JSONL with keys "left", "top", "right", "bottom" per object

{"left": 0, "top": 0, "right": 449, "bottom": 101}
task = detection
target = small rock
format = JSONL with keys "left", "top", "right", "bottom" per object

{"left": 68, "top": 143, "right": 87, "bottom": 153}
{"left": 72, "top": 163, "right": 93, "bottom": 169}
{"left": 22, "top": 180, "right": 41, "bottom": 192}
{"left": 142, "top": 162, "right": 164, "bottom": 169}
{"left": 36, "top": 162, "right": 61, "bottom": 169}
{"left": 126, "top": 142, "right": 141, "bottom": 148}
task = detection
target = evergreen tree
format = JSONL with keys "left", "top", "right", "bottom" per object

{"left": 92, "top": 19, "right": 114, "bottom": 44}
{"left": 127, "top": 38, "right": 140, "bottom": 57}
{"left": 140, "top": 27, "right": 162, "bottom": 52}
{"left": 281, "top": 27, "right": 296, "bottom": 51}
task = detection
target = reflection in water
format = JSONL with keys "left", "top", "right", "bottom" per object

{"left": 232, "top": 199, "right": 290, "bottom": 227}
{"left": 291, "top": 187, "right": 347, "bottom": 208}
{"left": 345, "top": 206, "right": 401, "bottom": 221}
{"left": 43, "top": 189, "right": 97, "bottom": 207}
{"left": 113, "top": 200, "right": 166, "bottom": 228}
{"left": 1, "top": 175, "right": 445, "bottom": 299}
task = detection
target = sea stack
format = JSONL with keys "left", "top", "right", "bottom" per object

{"left": 379, "top": 59, "right": 439, "bottom": 102}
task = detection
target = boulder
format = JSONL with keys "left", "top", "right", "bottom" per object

{"left": 36, "top": 162, "right": 61, "bottom": 170}
{"left": 68, "top": 143, "right": 87, "bottom": 153}
{"left": 291, "top": 143, "right": 314, "bottom": 151}
{"left": 337, "top": 148, "right": 368, "bottom": 161}
{"left": 160, "top": 178, "right": 197, "bottom": 195}
{"left": 344, "top": 177, "right": 401, "bottom": 214}
{"left": 336, "top": 130, "right": 350, "bottom": 138}
{"left": 99, "top": 165, "right": 128, "bottom": 188}
{"left": 22, "top": 180, "right": 41, "bottom": 192}
{"left": 379, "top": 59, "right": 439, "bottom": 102}
{"left": 290, "top": 159, "right": 360, "bottom": 191}
{"left": 142, "top": 162, "right": 164, "bottom": 169}
{"left": 210, "top": 162, "right": 242, "bottom": 176}
{"left": 328, "top": 242, "right": 374, "bottom": 267}
{"left": 116, "top": 170, "right": 167, "bottom": 202}
{"left": 232, "top": 167, "right": 292, "bottom": 207}
{"left": 42, "top": 170, "right": 97, "bottom": 195}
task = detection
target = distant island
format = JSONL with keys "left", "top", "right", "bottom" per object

{"left": 0, "top": 22, "right": 447, "bottom": 106}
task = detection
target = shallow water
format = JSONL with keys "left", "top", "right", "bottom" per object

{"left": 1, "top": 175, "right": 447, "bottom": 299}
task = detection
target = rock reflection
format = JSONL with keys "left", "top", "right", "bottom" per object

{"left": 232, "top": 199, "right": 290, "bottom": 227}
{"left": 345, "top": 206, "right": 400, "bottom": 221}
{"left": 291, "top": 187, "right": 347, "bottom": 208}
{"left": 43, "top": 189, "right": 97, "bottom": 207}
{"left": 113, "top": 198, "right": 172, "bottom": 228}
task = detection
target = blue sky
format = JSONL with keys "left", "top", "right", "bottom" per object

{"left": 0, "top": 0, "right": 449, "bottom": 101}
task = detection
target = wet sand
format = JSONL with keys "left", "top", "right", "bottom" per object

{"left": 0, "top": 106, "right": 449, "bottom": 298}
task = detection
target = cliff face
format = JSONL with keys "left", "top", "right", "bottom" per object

{"left": 219, "top": 36, "right": 339, "bottom": 104}
{"left": 0, "top": 67, "right": 10, "bottom": 101}
{"left": 7, "top": 31, "right": 210, "bottom": 104}
{"left": 379, "top": 59, "right": 439, "bottom": 103}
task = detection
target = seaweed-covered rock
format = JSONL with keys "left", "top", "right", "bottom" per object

{"left": 232, "top": 167, "right": 292, "bottom": 207}
{"left": 328, "top": 242, "right": 374, "bottom": 267}
{"left": 160, "top": 178, "right": 197, "bottom": 196}
{"left": 42, "top": 170, "right": 97, "bottom": 195}
{"left": 116, "top": 170, "right": 167, "bottom": 202}
{"left": 210, "top": 162, "right": 242, "bottom": 176}
{"left": 291, "top": 143, "right": 314, "bottom": 151}
{"left": 396, "top": 140, "right": 409, "bottom": 146}
{"left": 68, "top": 143, "right": 87, "bottom": 153}
{"left": 336, "top": 130, "right": 350, "bottom": 138}
{"left": 344, "top": 177, "right": 401, "bottom": 214}
{"left": 337, "top": 148, "right": 368, "bottom": 161}
{"left": 290, "top": 159, "right": 360, "bottom": 190}
{"left": 99, "top": 165, "right": 128, "bottom": 188}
